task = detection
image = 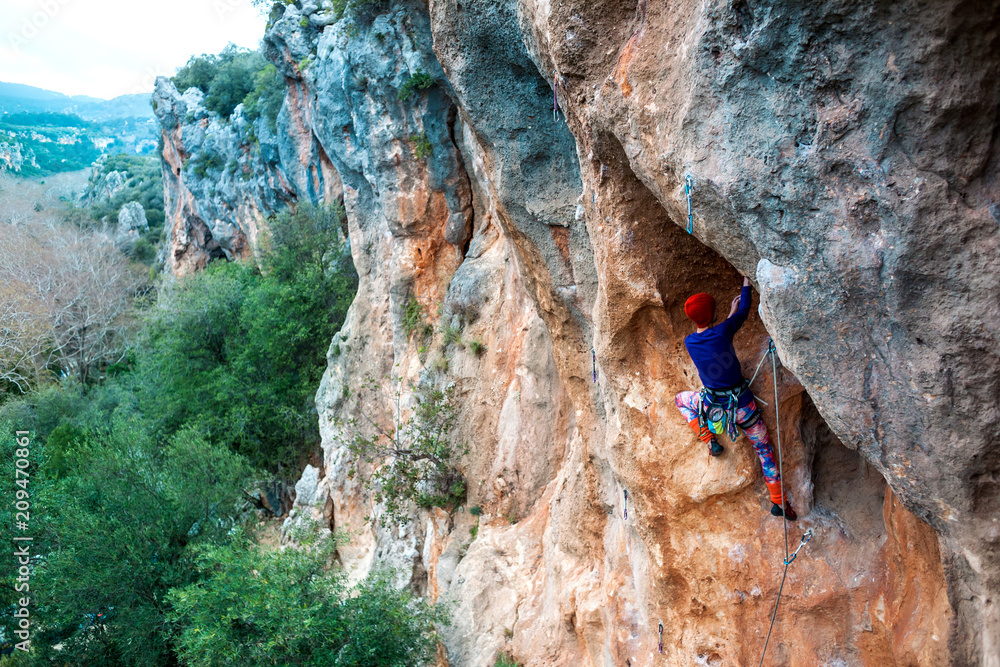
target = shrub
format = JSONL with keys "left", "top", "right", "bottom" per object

{"left": 337, "top": 379, "right": 467, "bottom": 523}
{"left": 468, "top": 339, "right": 486, "bottom": 356}
{"left": 403, "top": 295, "right": 424, "bottom": 339}
{"left": 442, "top": 321, "right": 462, "bottom": 347}
{"left": 398, "top": 71, "right": 435, "bottom": 101}
{"left": 168, "top": 528, "right": 448, "bottom": 667}
{"left": 129, "top": 238, "right": 157, "bottom": 264}
{"left": 243, "top": 63, "right": 286, "bottom": 132}
{"left": 411, "top": 132, "right": 433, "bottom": 160}
{"left": 330, "top": 0, "right": 390, "bottom": 24}
{"left": 190, "top": 150, "right": 225, "bottom": 178}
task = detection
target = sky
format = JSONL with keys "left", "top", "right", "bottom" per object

{"left": 0, "top": 0, "right": 269, "bottom": 99}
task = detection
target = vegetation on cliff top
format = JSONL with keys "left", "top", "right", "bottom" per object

{"left": 172, "top": 45, "right": 285, "bottom": 131}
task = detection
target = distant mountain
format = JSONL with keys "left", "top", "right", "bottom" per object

{"left": 0, "top": 81, "right": 154, "bottom": 122}
{"left": 0, "top": 83, "right": 160, "bottom": 175}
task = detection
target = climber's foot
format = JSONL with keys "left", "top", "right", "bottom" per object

{"left": 770, "top": 502, "right": 798, "bottom": 521}
{"left": 708, "top": 438, "right": 724, "bottom": 457}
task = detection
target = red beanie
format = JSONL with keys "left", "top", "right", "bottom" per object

{"left": 684, "top": 293, "right": 716, "bottom": 327}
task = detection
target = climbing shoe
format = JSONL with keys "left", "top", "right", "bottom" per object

{"left": 770, "top": 502, "right": 798, "bottom": 521}
{"left": 708, "top": 438, "right": 724, "bottom": 457}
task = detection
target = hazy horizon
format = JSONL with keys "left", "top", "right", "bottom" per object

{"left": 0, "top": 0, "right": 268, "bottom": 100}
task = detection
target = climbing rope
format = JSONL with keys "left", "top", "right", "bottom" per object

{"left": 756, "top": 339, "right": 813, "bottom": 667}
{"left": 771, "top": 341, "right": 788, "bottom": 558}
{"left": 684, "top": 174, "right": 694, "bottom": 234}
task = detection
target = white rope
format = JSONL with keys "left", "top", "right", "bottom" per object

{"left": 758, "top": 340, "right": 792, "bottom": 667}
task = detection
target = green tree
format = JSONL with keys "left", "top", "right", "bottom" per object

{"left": 172, "top": 45, "right": 269, "bottom": 119}
{"left": 243, "top": 64, "right": 286, "bottom": 132}
{"left": 168, "top": 528, "right": 447, "bottom": 667}
{"left": 136, "top": 203, "right": 357, "bottom": 472}
{"left": 0, "top": 418, "right": 256, "bottom": 666}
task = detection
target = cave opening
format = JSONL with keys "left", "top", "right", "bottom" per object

{"left": 590, "top": 127, "right": 890, "bottom": 530}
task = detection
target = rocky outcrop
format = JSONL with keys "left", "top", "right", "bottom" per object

{"left": 81, "top": 166, "right": 128, "bottom": 206}
{"left": 0, "top": 139, "right": 37, "bottom": 173}
{"left": 151, "top": 77, "right": 328, "bottom": 274}
{"left": 158, "top": 0, "right": 999, "bottom": 664}
{"left": 112, "top": 201, "right": 148, "bottom": 253}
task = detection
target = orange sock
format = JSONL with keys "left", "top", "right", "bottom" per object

{"left": 765, "top": 481, "right": 785, "bottom": 506}
{"left": 687, "top": 419, "right": 714, "bottom": 444}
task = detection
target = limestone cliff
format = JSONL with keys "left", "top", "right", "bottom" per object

{"left": 154, "top": 1, "right": 999, "bottom": 664}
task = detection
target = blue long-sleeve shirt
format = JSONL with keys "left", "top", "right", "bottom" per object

{"left": 684, "top": 285, "right": 752, "bottom": 398}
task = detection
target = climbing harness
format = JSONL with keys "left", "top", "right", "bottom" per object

{"left": 592, "top": 348, "right": 597, "bottom": 383}
{"left": 623, "top": 488, "right": 628, "bottom": 520}
{"left": 658, "top": 621, "right": 664, "bottom": 654}
{"left": 755, "top": 338, "right": 813, "bottom": 667}
{"left": 697, "top": 379, "right": 760, "bottom": 443}
{"left": 684, "top": 174, "right": 695, "bottom": 234}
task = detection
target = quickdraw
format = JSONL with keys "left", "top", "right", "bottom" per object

{"left": 623, "top": 488, "right": 628, "bottom": 520}
{"left": 592, "top": 348, "right": 597, "bottom": 383}
{"left": 698, "top": 380, "right": 755, "bottom": 443}
{"left": 784, "top": 529, "right": 813, "bottom": 566}
{"left": 684, "top": 174, "right": 694, "bottom": 234}
{"left": 658, "top": 621, "right": 664, "bottom": 654}
{"left": 553, "top": 74, "right": 560, "bottom": 122}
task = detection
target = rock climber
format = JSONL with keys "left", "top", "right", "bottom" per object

{"left": 674, "top": 276, "right": 797, "bottom": 520}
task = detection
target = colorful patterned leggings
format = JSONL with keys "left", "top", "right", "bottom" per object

{"left": 674, "top": 390, "right": 785, "bottom": 505}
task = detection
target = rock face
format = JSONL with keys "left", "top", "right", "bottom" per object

{"left": 112, "top": 201, "right": 148, "bottom": 252}
{"left": 0, "top": 140, "right": 37, "bottom": 173}
{"left": 81, "top": 167, "right": 128, "bottom": 207}
{"left": 157, "top": 0, "right": 999, "bottom": 664}
{"left": 151, "top": 75, "right": 339, "bottom": 274}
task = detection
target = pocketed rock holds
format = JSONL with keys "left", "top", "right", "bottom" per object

{"left": 157, "top": 0, "right": 999, "bottom": 664}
